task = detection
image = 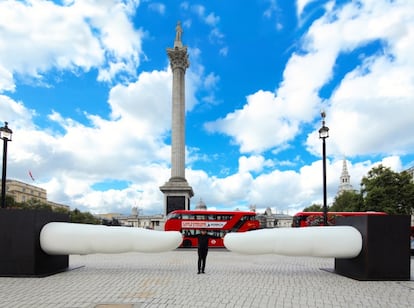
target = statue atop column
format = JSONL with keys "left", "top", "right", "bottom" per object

{"left": 174, "top": 21, "right": 183, "bottom": 48}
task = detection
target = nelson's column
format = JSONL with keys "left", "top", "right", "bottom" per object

{"left": 160, "top": 21, "right": 194, "bottom": 215}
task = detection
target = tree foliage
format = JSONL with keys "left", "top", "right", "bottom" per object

{"left": 329, "top": 164, "right": 414, "bottom": 215}
{"left": 69, "top": 208, "right": 101, "bottom": 224}
{"left": 330, "top": 191, "right": 362, "bottom": 212}
{"left": 5, "top": 197, "right": 101, "bottom": 224}
{"left": 302, "top": 204, "right": 323, "bottom": 212}
{"left": 360, "top": 165, "right": 414, "bottom": 215}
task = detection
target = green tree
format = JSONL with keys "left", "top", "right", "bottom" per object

{"left": 5, "top": 195, "right": 17, "bottom": 208}
{"left": 330, "top": 190, "right": 362, "bottom": 212}
{"left": 25, "top": 198, "right": 53, "bottom": 211}
{"left": 361, "top": 165, "right": 414, "bottom": 215}
{"left": 5, "top": 195, "right": 100, "bottom": 224}
{"left": 69, "top": 208, "right": 100, "bottom": 224}
{"left": 303, "top": 204, "right": 323, "bottom": 212}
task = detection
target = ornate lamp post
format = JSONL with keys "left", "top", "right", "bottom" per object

{"left": 318, "top": 112, "right": 329, "bottom": 226}
{"left": 0, "top": 122, "right": 12, "bottom": 209}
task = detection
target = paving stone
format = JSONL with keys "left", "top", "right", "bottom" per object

{"left": 0, "top": 250, "right": 412, "bottom": 307}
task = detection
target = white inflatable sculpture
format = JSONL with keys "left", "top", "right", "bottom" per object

{"left": 40, "top": 222, "right": 182, "bottom": 255}
{"left": 224, "top": 226, "right": 362, "bottom": 258}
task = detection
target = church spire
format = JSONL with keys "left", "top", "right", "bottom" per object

{"left": 338, "top": 159, "right": 353, "bottom": 195}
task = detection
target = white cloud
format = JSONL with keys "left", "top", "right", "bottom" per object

{"left": 305, "top": 0, "right": 414, "bottom": 158}
{"left": 189, "top": 153, "right": 403, "bottom": 214}
{"left": 0, "top": 95, "right": 35, "bottom": 127}
{"left": 203, "top": 72, "right": 220, "bottom": 90}
{"left": 108, "top": 69, "right": 172, "bottom": 133}
{"left": 199, "top": 0, "right": 414, "bottom": 213}
{"left": 1, "top": 0, "right": 412, "bottom": 217}
{"left": 207, "top": 0, "right": 414, "bottom": 161}
{"left": 148, "top": 2, "right": 166, "bottom": 15}
{"left": 3, "top": 53, "right": 205, "bottom": 215}
{"left": 296, "top": 0, "right": 317, "bottom": 18}
{"left": 0, "top": 0, "right": 141, "bottom": 91}
{"left": 205, "top": 89, "right": 302, "bottom": 153}
{"left": 238, "top": 155, "right": 266, "bottom": 173}
{"left": 205, "top": 12, "right": 220, "bottom": 26}
{"left": 187, "top": 4, "right": 226, "bottom": 48}
{"left": 5, "top": 63, "right": 176, "bottom": 214}
{"left": 0, "top": 0, "right": 208, "bottom": 215}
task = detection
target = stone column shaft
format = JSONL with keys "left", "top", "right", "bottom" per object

{"left": 171, "top": 66, "right": 185, "bottom": 179}
{"left": 167, "top": 47, "right": 189, "bottom": 180}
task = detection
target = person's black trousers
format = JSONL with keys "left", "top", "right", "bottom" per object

{"left": 198, "top": 249, "right": 208, "bottom": 273}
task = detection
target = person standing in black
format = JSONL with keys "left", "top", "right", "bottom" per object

{"left": 197, "top": 229, "right": 209, "bottom": 274}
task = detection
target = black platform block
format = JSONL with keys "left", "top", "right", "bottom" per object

{"left": 0, "top": 209, "right": 69, "bottom": 277}
{"left": 335, "top": 215, "right": 411, "bottom": 281}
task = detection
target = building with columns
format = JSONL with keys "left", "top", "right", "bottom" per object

{"left": 2, "top": 179, "right": 69, "bottom": 211}
{"left": 160, "top": 22, "right": 194, "bottom": 216}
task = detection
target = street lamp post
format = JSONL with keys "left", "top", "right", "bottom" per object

{"left": 318, "top": 112, "right": 329, "bottom": 226}
{"left": 0, "top": 122, "right": 13, "bottom": 209}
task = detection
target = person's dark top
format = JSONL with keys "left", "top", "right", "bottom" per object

{"left": 197, "top": 233, "right": 209, "bottom": 252}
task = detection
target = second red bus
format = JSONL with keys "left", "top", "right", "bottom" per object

{"left": 292, "top": 211, "right": 388, "bottom": 227}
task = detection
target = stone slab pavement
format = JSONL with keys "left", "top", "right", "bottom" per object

{"left": 0, "top": 250, "right": 413, "bottom": 308}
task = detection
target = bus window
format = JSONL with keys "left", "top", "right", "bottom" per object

{"left": 216, "top": 215, "right": 232, "bottom": 220}
{"left": 166, "top": 212, "right": 181, "bottom": 220}
{"left": 241, "top": 215, "right": 253, "bottom": 221}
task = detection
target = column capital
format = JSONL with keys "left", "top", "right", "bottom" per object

{"left": 167, "top": 47, "right": 189, "bottom": 71}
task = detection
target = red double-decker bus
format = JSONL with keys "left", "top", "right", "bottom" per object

{"left": 292, "top": 211, "right": 388, "bottom": 227}
{"left": 164, "top": 210, "right": 260, "bottom": 248}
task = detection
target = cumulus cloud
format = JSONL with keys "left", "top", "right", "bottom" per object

{"left": 296, "top": 0, "right": 318, "bottom": 18}
{"left": 306, "top": 0, "right": 414, "bottom": 158}
{"left": 0, "top": 1, "right": 208, "bottom": 215}
{"left": 205, "top": 90, "right": 297, "bottom": 153}
{"left": 239, "top": 155, "right": 267, "bottom": 174}
{"left": 207, "top": 0, "right": 414, "bottom": 162}
{"left": 8, "top": 79, "right": 174, "bottom": 214}
{"left": 0, "top": 0, "right": 141, "bottom": 91}
{"left": 196, "top": 0, "right": 414, "bottom": 213}
{"left": 1, "top": 0, "right": 412, "bottom": 217}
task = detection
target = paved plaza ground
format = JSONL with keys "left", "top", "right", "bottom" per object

{"left": 0, "top": 249, "right": 413, "bottom": 307}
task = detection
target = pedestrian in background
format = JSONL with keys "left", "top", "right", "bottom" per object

{"left": 197, "top": 229, "right": 209, "bottom": 274}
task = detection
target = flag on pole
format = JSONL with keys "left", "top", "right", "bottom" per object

{"left": 29, "top": 170, "right": 35, "bottom": 181}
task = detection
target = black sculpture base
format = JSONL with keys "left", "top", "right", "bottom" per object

{"left": 0, "top": 209, "right": 69, "bottom": 277}
{"left": 335, "top": 215, "right": 411, "bottom": 281}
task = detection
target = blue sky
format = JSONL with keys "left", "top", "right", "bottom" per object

{"left": 1, "top": 0, "right": 413, "bottom": 215}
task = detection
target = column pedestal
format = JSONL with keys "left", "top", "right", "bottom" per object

{"left": 160, "top": 178, "right": 193, "bottom": 215}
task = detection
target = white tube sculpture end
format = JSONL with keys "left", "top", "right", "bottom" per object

{"left": 224, "top": 226, "right": 362, "bottom": 258}
{"left": 40, "top": 222, "right": 183, "bottom": 255}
